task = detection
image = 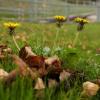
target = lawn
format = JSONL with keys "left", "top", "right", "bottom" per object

{"left": 0, "top": 22, "right": 100, "bottom": 100}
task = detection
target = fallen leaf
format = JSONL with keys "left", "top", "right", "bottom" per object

{"left": 19, "top": 45, "right": 36, "bottom": 61}
{"left": 3, "top": 48, "right": 12, "bottom": 54}
{"left": 34, "top": 78, "right": 45, "bottom": 90}
{"left": 3, "top": 55, "right": 39, "bottom": 85}
{"left": 12, "top": 55, "right": 38, "bottom": 79}
{"left": 59, "top": 70, "right": 71, "bottom": 82}
{"left": 12, "top": 55, "right": 28, "bottom": 76}
{"left": 4, "top": 69, "right": 18, "bottom": 85}
{"left": 0, "top": 69, "right": 8, "bottom": 80}
{"left": 0, "top": 44, "right": 7, "bottom": 49}
{"left": 45, "top": 55, "right": 61, "bottom": 70}
{"left": 0, "top": 44, "right": 12, "bottom": 60}
{"left": 82, "top": 81, "right": 100, "bottom": 96}
{"left": 25, "top": 56, "right": 47, "bottom": 77}
{"left": 45, "top": 55, "right": 60, "bottom": 65}
{"left": 19, "top": 46, "right": 47, "bottom": 77}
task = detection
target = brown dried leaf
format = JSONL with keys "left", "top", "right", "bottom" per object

{"left": 19, "top": 45, "right": 36, "bottom": 61}
{"left": 4, "top": 69, "right": 18, "bottom": 84}
{"left": 34, "top": 78, "right": 45, "bottom": 90}
{"left": 0, "top": 69, "right": 9, "bottom": 80}
{"left": 3, "top": 48, "right": 12, "bottom": 54}
{"left": 45, "top": 55, "right": 60, "bottom": 65}
{"left": 19, "top": 46, "right": 46, "bottom": 77}
{"left": 0, "top": 44, "right": 12, "bottom": 60}
{"left": 59, "top": 70, "right": 71, "bottom": 82}
{"left": 45, "top": 55, "right": 62, "bottom": 70}
{"left": 44, "top": 56, "right": 62, "bottom": 82}
{"left": 12, "top": 55, "right": 28, "bottom": 76}
{"left": 12, "top": 55, "right": 38, "bottom": 79}
{"left": 19, "top": 46, "right": 46, "bottom": 76}
{"left": 3, "top": 55, "right": 39, "bottom": 84}
{"left": 25, "top": 56, "right": 47, "bottom": 77}
{"left": 0, "top": 44, "right": 7, "bottom": 49}
{"left": 82, "top": 81, "right": 100, "bottom": 96}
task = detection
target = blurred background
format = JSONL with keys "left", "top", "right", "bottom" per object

{"left": 0, "top": 0, "right": 99, "bottom": 22}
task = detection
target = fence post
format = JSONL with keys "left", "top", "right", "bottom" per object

{"left": 97, "top": 2, "right": 100, "bottom": 22}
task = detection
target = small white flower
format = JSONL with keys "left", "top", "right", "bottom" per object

{"left": 55, "top": 47, "right": 62, "bottom": 52}
{"left": 43, "top": 46, "right": 51, "bottom": 55}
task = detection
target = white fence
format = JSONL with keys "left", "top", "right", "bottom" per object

{"left": 0, "top": 0, "right": 99, "bottom": 22}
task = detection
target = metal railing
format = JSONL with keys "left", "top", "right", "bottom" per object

{"left": 0, "top": 0, "right": 98, "bottom": 22}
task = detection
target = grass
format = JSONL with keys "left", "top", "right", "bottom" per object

{"left": 0, "top": 22, "right": 100, "bottom": 100}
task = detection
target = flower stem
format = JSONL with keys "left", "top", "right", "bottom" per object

{"left": 52, "top": 28, "right": 60, "bottom": 54}
{"left": 73, "top": 31, "right": 80, "bottom": 47}
{"left": 12, "top": 35, "right": 20, "bottom": 51}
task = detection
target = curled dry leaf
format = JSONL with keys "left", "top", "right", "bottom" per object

{"left": 45, "top": 55, "right": 62, "bottom": 71}
{"left": 44, "top": 56, "right": 62, "bottom": 82}
{"left": 34, "top": 78, "right": 45, "bottom": 90}
{"left": 11, "top": 55, "right": 38, "bottom": 79}
{"left": 4, "top": 69, "right": 18, "bottom": 85}
{"left": 0, "top": 69, "right": 9, "bottom": 80}
{"left": 0, "top": 44, "right": 12, "bottom": 60}
{"left": 19, "top": 46, "right": 63, "bottom": 81}
{"left": 24, "top": 55, "right": 47, "bottom": 77}
{"left": 27, "top": 67, "right": 39, "bottom": 80}
{"left": 3, "top": 55, "right": 30, "bottom": 84}
{"left": 3, "top": 48, "right": 12, "bottom": 54}
{"left": 82, "top": 81, "right": 100, "bottom": 96}
{"left": 19, "top": 46, "right": 47, "bottom": 77}
{"left": 19, "top": 45, "right": 36, "bottom": 61}
{"left": 12, "top": 55, "right": 29, "bottom": 77}
{"left": 0, "top": 44, "right": 7, "bottom": 49}
{"left": 0, "top": 44, "right": 12, "bottom": 53}
{"left": 59, "top": 70, "right": 71, "bottom": 82}
{"left": 45, "top": 55, "right": 60, "bottom": 66}
{"left": 3, "top": 55, "right": 39, "bottom": 85}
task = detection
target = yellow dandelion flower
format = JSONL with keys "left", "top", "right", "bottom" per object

{"left": 83, "top": 19, "right": 89, "bottom": 23}
{"left": 54, "top": 15, "right": 67, "bottom": 28}
{"left": 4, "top": 22, "right": 20, "bottom": 35}
{"left": 4, "top": 22, "right": 20, "bottom": 29}
{"left": 54, "top": 15, "right": 67, "bottom": 22}
{"left": 74, "top": 17, "right": 89, "bottom": 24}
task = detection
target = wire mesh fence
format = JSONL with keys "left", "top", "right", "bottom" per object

{"left": 0, "top": 0, "right": 98, "bottom": 22}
